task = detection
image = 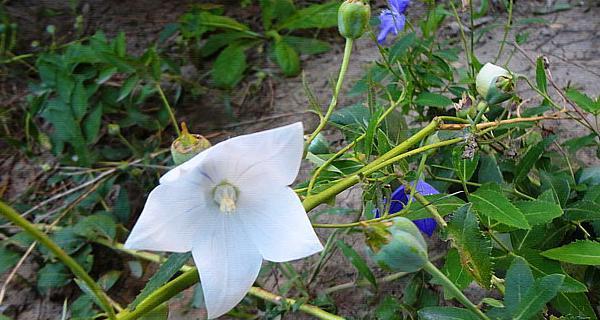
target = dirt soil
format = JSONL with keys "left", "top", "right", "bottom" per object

{"left": 1, "top": 0, "right": 599, "bottom": 319}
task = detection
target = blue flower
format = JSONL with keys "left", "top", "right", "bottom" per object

{"left": 377, "top": 0, "right": 410, "bottom": 44}
{"left": 377, "top": 180, "right": 440, "bottom": 237}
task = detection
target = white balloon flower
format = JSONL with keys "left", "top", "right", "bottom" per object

{"left": 124, "top": 122, "right": 323, "bottom": 319}
{"left": 475, "top": 62, "right": 511, "bottom": 98}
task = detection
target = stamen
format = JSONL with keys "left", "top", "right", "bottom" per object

{"left": 213, "top": 182, "right": 238, "bottom": 214}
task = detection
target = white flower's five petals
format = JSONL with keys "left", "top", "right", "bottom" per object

{"left": 239, "top": 186, "right": 323, "bottom": 262}
{"left": 124, "top": 180, "right": 217, "bottom": 253}
{"left": 198, "top": 122, "right": 304, "bottom": 186}
{"left": 192, "top": 216, "right": 263, "bottom": 319}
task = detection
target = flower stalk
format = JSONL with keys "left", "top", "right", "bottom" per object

{"left": 422, "top": 261, "right": 490, "bottom": 320}
{"left": 305, "top": 37, "right": 353, "bottom": 148}
{"left": 0, "top": 201, "right": 116, "bottom": 319}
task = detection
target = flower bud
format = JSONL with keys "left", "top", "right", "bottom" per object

{"left": 368, "top": 217, "right": 429, "bottom": 273}
{"left": 108, "top": 123, "right": 121, "bottom": 136}
{"left": 338, "top": 0, "right": 371, "bottom": 40}
{"left": 475, "top": 63, "right": 513, "bottom": 103}
{"left": 170, "top": 122, "right": 211, "bottom": 166}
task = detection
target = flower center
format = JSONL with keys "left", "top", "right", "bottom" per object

{"left": 213, "top": 182, "right": 238, "bottom": 215}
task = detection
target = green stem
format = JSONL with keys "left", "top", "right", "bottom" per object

{"left": 0, "top": 201, "right": 116, "bottom": 319}
{"left": 155, "top": 83, "right": 181, "bottom": 137}
{"left": 306, "top": 38, "right": 353, "bottom": 147}
{"left": 494, "top": 0, "right": 513, "bottom": 63}
{"left": 248, "top": 287, "right": 345, "bottom": 320}
{"left": 423, "top": 261, "right": 490, "bottom": 320}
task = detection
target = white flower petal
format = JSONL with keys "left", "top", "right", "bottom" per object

{"left": 160, "top": 148, "right": 211, "bottom": 185}
{"left": 124, "top": 180, "right": 217, "bottom": 252}
{"left": 239, "top": 186, "right": 323, "bottom": 262}
{"left": 476, "top": 62, "right": 510, "bottom": 98}
{"left": 198, "top": 122, "right": 304, "bottom": 186}
{"left": 193, "top": 215, "right": 263, "bottom": 319}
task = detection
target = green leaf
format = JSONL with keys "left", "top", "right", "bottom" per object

{"left": 376, "top": 296, "right": 403, "bottom": 320}
{"left": 519, "top": 249, "right": 587, "bottom": 293}
{"left": 446, "top": 204, "right": 493, "bottom": 287}
{"left": 504, "top": 257, "right": 534, "bottom": 315}
{"left": 515, "top": 135, "right": 556, "bottom": 183}
{"left": 512, "top": 274, "right": 564, "bottom": 320}
{"left": 414, "top": 92, "right": 453, "bottom": 108}
{"left": 117, "top": 75, "right": 139, "bottom": 102}
{"left": 274, "top": 41, "right": 300, "bottom": 76}
{"left": 0, "top": 246, "right": 20, "bottom": 274}
{"left": 389, "top": 32, "right": 416, "bottom": 62}
{"left": 98, "top": 270, "right": 122, "bottom": 291}
{"left": 566, "top": 88, "right": 599, "bottom": 114}
{"left": 212, "top": 45, "right": 246, "bottom": 88}
{"left": 260, "top": 0, "right": 296, "bottom": 30}
{"left": 478, "top": 154, "right": 503, "bottom": 184}
{"left": 469, "top": 189, "right": 530, "bottom": 229}
{"left": 130, "top": 252, "right": 191, "bottom": 309}
{"left": 515, "top": 199, "right": 563, "bottom": 225}
{"left": 417, "top": 306, "right": 479, "bottom": 320}
{"left": 71, "top": 80, "right": 89, "bottom": 121}
{"left": 276, "top": 1, "right": 339, "bottom": 30}
{"left": 336, "top": 240, "right": 377, "bottom": 288}
{"left": 282, "top": 36, "right": 331, "bottom": 55}
{"left": 73, "top": 214, "right": 117, "bottom": 240}
{"left": 551, "top": 293, "right": 598, "bottom": 320}
{"left": 200, "top": 32, "right": 252, "bottom": 58}
{"left": 541, "top": 240, "right": 600, "bottom": 265}
{"left": 540, "top": 171, "right": 571, "bottom": 207}
{"left": 564, "top": 200, "right": 600, "bottom": 221}
{"left": 431, "top": 248, "right": 473, "bottom": 300}
{"left": 535, "top": 56, "right": 547, "bottom": 94}
{"left": 452, "top": 147, "right": 479, "bottom": 182}
{"left": 114, "top": 31, "right": 127, "bottom": 57}
{"left": 37, "top": 263, "right": 71, "bottom": 292}
{"left": 83, "top": 103, "right": 102, "bottom": 144}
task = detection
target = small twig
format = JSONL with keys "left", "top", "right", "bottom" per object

{"left": 438, "top": 113, "right": 565, "bottom": 130}
{"left": 0, "top": 242, "right": 36, "bottom": 304}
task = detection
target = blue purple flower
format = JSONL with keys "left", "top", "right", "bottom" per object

{"left": 378, "top": 180, "right": 440, "bottom": 237}
{"left": 377, "top": 0, "right": 410, "bottom": 44}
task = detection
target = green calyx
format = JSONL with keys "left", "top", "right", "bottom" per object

{"left": 338, "top": 0, "right": 370, "bottom": 40}
{"left": 370, "top": 217, "right": 429, "bottom": 273}
{"left": 170, "top": 122, "right": 211, "bottom": 166}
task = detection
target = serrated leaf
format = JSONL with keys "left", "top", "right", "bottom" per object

{"left": 212, "top": 45, "right": 246, "bottom": 88}
{"left": 430, "top": 248, "right": 473, "bottom": 300}
{"left": 541, "top": 240, "right": 600, "bottom": 265}
{"left": 336, "top": 240, "right": 377, "bottom": 288}
{"left": 417, "top": 306, "right": 479, "bottom": 320}
{"left": 452, "top": 147, "right": 479, "bottom": 182}
{"left": 74, "top": 214, "right": 116, "bottom": 240}
{"left": 566, "top": 88, "right": 599, "bottom": 114}
{"left": 446, "top": 204, "right": 493, "bottom": 287}
{"left": 414, "top": 92, "right": 453, "bottom": 108}
{"left": 551, "top": 292, "right": 597, "bottom": 319}
{"left": 564, "top": 200, "right": 600, "bottom": 221}
{"left": 129, "top": 252, "right": 191, "bottom": 309}
{"left": 469, "top": 189, "right": 530, "bottom": 229}
{"left": 515, "top": 135, "right": 556, "bottom": 183}
{"left": 512, "top": 274, "right": 564, "bottom": 320}
{"left": 83, "top": 103, "right": 102, "bottom": 144}
{"left": 540, "top": 171, "right": 571, "bottom": 207}
{"left": 504, "top": 257, "right": 534, "bottom": 315}
{"left": 515, "top": 199, "right": 563, "bottom": 225}
{"left": 274, "top": 41, "right": 300, "bottom": 76}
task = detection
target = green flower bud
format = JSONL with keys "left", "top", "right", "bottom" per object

{"left": 170, "top": 122, "right": 211, "bottom": 166}
{"left": 108, "top": 123, "right": 121, "bottom": 136}
{"left": 370, "top": 217, "right": 429, "bottom": 273}
{"left": 338, "top": 0, "right": 371, "bottom": 40}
